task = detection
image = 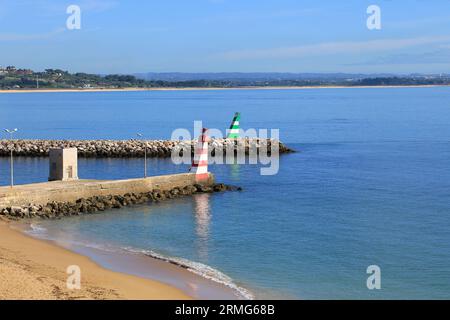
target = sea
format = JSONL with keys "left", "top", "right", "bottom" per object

{"left": 1, "top": 87, "right": 449, "bottom": 299}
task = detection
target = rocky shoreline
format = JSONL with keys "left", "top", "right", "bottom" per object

{"left": 0, "top": 183, "right": 240, "bottom": 220}
{"left": 0, "top": 139, "right": 294, "bottom": 158}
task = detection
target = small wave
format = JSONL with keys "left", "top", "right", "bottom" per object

{"left": 24, "top": 225, "right": 117, "bottom": 253}
{"left": 27, "top": 223, "right": 48, "bottom": 236}
{"left": 65, "top": 240, "right": 118, "bottom": 253}
{"left": 123, "top": 247, "right": 254, "bottom": 300}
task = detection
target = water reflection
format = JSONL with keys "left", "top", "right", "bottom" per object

{"left": 193, "top": 193, "right": 211, "bottom": 259}
{"left": 230, "top": 162, "right": 240, "bottom": 180}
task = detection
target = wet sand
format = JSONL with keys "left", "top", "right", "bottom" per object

{"left": 57, "top": 242, "right": 243, "bottom": 300}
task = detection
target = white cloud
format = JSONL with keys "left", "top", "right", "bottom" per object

{"left": 218, "top": 36, "right": 450, "bottom": 60}
{"left": 0, "top": 28, "right": 65, "bottom": 41}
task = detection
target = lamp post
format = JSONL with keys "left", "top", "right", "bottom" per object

{"left": 4, "top": 128, "right": 18, "bottom": 188}
{"left": 137, "top": 133, "right": 147, "bottom": 178}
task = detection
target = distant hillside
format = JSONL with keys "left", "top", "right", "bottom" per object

{"left": 1, "top": 66, "right": 450, "bottom": 90}
{"left": 134, "top": 72, "right": 398, "bottom": 82}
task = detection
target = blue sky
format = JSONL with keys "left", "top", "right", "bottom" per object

{"left": 1, "top": 0, "right": 450, "bottom": 74}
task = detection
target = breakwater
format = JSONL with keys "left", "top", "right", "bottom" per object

{"left": 0, "top": 173, "right": 240, "bottom": 220}
{"left": 0, "top": 139, "right": 294, "bottom": 158}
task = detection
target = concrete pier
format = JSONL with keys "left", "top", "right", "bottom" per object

{"left": 0, "top": 172, "right": 214, "bottom": 209}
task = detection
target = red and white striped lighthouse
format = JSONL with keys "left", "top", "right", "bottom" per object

{"left": 190, "top": 128, "right": 210, "bottom": 181}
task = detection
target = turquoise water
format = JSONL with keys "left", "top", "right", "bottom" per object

{"left": 1, "top": 88, "right": 450, "bottom": 299}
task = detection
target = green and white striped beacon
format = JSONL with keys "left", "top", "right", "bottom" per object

{"left": 227, "top": 112, "right": 241, "bottom": 139}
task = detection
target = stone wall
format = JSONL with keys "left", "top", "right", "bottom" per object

{"left": 0, "top": 173, "right": 214, "bottom": 209}
{"left": 0, "top": 138, "right": 294, "bottom": 158}
{"left": 0, "top": 180, "right": 240, "bottom": 220}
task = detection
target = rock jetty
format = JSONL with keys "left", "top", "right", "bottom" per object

{"left": 0, "top": 183, "right": 241, "bottom": 220}
{"left": 0, "top": 138, "right": 293, "bottom": 158}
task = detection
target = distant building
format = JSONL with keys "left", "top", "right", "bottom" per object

{"left": 48, "top": 148, "right": 79, "bottom": 181}
{"left": 15, "top": 69, "right": 33, "bottom": 75}
{"left": 6, "top": 66, "right": 16, "bottom": 73}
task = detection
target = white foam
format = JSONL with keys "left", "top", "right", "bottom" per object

{"left": 27, "top": 223, "right": 47, "bottom": 236}
{"left": 24, "top": 225, "right": 117, "bottom": 253}
{"left": 123, "top": 247, "right": 254, "bottom": 300}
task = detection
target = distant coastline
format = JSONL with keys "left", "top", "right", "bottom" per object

{"left": 1, "top": 84, "right": 449, "bottom": 94}
{"left": 3, "top": 67, "right": 449, "bottom": 92}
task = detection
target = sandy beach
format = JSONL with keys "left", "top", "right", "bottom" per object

{"left": 0, "top": 220, "right": 190, "bottom": 300}
{"left": 0, "top": 84, "right": 448, "bottom": 94}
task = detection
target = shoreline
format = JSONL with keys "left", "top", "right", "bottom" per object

{"left": 15, "top": 220, "right": 244, "bottom": 299}
{"left": 0, "top": 84, "right": 448, "bottom": 94}
{"left": 1, "top": 219, "right": 243, "bottom": 300}
{"left": 0, "top": 220, "right": 191, "bottom": 300}
{"left": 21, "top": 220, "right": 247, "bottom": 300}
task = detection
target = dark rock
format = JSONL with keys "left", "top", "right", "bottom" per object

{"left": 213, "top": 183, "right": 227, "bottom": 192}
{"left": 95, "top": 202, "right": 105, "bottom": 211}
{"left": 42, "top": 205, "right": 53, "bottom": 215}
{"left": 226, "top": 185, "right": 243, "bottom": 191}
